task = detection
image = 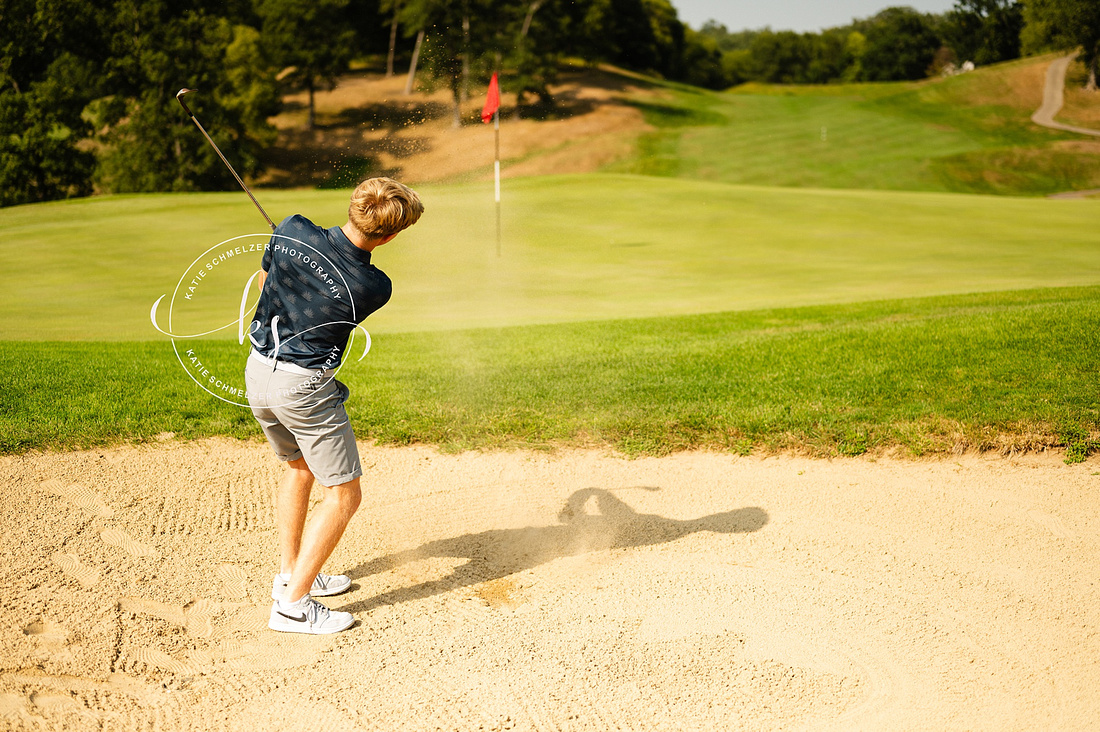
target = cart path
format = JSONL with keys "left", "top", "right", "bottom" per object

{"left": 1031, "top": 53, "right": 1100, "bottom": 137}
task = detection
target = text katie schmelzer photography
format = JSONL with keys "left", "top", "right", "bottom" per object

{"left": 150, "top": 233, "right": 368, "bottom": 408}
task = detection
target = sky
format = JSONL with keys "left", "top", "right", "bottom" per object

{"left": 670, "top": 0, "right": 958, "bottom": 33}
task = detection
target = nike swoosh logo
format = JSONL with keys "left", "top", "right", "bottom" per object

{"left": 277, "top": 611, "right": 306, "bottom": 622}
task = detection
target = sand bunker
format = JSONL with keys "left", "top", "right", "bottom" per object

{"left": 1, "top": 439, "right": 1097, "bottom": 730}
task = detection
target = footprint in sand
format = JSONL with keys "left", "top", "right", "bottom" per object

{"left": 30, "top": 692, "right": 102, "bottom": 725}
{"left": 1027, "top": 509, "right": 1075, "bottom": 539}
{"left": 216, "top": 563, "right": 249, "bottom": 600}
{"left": 31, "top": 693, "right": 86, "bottom": 715}
{"left": 22, "top": 619, "right": 69, "bottom": 647}
{"left": 30, "top": 695, "right": 85, "bottom": 708}
{"left": 100, "top": 528, "right": 159, "bottom": 558}
{"left": 39, "top": 479, "right": 113, "bottom": 518}
{"left": 121, "top": 601, "right": 298, "bottom": 674}
{"left": 0, "top": 693, "right": 26, "bottom": 717}
{"left": 119, "top": 597, "right": 185, "bottom": 626}
{"left": 120, "top": 597, "right": 222, "bottom": 639}
{"left": 181, "top": 599, "right": 221, "bottom": 639}
{"left": 224, "top": 636, "right": 321, "bottom": 672}
{"left": 132, "top": 647, "right": 195, "bottom": 675}
{"left": 51, "top": 553, "right": 100, "bottom": 588}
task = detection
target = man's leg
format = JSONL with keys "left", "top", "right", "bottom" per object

{"left": 277, "top": 457, "right": 316, "bottom": 576}
{"left": 281, "top": 476, "right": 362, "bottom": 602}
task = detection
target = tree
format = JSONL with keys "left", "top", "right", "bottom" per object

{"left": 400, "top": 0, "right": 501, "bottom": 126}
{"left": 0, "top": 0, "right": 282, "bottom": 204}
{"left": 95, "top": 1, "right": 280, "bottom": 192}
{"left": 748, "top": 31, "right": 813, "bottom": 83}
{"left": 580, "top": 0, "right": 660, "bottom": 71}
{"left": 858, "top": 7, "right": 942, "bottom": 81}
{"left": 642, "top": 0, "right": 687, "bottom": 76}
{"left": 842, "top": 30, "right": 868, "bottom": 81}
{"left": 507, "top": 0, "right": 559, "bottom": 113}
{"left": 674, "top": 28, "right": 728, "bottom": 89}
{"left": 382, "top": 0, "right": 403, "bottom": 76}
{"left": 721, "top": 49, "right": 755, "bottom": 86}
{"left": 0, "top": 0, "right": 103, "bottom": 206}
{"left": 256, "top": 0, "right": 356, "bottom": 128}
{"left": 806, "top": 29, "right": 850, "bottom": 84}
{"left": 696, "top": 22, "right": 762, "bottom": 53}
{"left": 1023, "top": 0, "right": 1100, "bottom": 89}
{"left": 344, "top": 0, "right": 390, "bottom": 67}
{"left": 0, "top": 79, "right": 95, "bottom": 206}
{"left": 503, "top": 0, "right": 594, "bottom": 113}
{"left": 943, "top": 0, "right": 1023, "bottom": 65}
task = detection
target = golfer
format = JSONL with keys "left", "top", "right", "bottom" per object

{"left": 245, "top": 177, "right": 424, "bottom": 634}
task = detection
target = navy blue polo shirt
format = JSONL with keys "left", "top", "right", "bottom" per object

{"left": 249, "top": 214, "right": 391, "bottom": 370}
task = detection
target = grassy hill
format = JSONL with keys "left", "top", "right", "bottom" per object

{"left": 607, "top": 54, "right": 1100, "bottom": 196}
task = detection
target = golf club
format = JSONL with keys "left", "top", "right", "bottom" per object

{"left": 176, "top": 88, "right": 276, "bottom": 232}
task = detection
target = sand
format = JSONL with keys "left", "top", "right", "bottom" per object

{"left": 0, "top": 439, "right": 1097, "bottom": 730}
{"left": 259, "top": 67, "right": 653, "bottom": 188}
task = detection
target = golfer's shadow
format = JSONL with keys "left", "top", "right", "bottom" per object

{"left": 338, "top": 488, "right": 768, "bottom": 614}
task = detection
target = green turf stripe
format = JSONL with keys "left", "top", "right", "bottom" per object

{"left": 3, "top": 286, "right": 1096, "bottom": 458}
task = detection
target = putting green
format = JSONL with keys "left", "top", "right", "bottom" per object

{"left": 1, "top": 174, "right": 1097, "bottom": 340}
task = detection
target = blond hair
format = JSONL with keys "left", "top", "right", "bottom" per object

{"left": 348, "top": 177, "right": 424, "bottom": 239}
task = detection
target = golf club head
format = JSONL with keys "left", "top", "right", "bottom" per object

{"left": 176, "top": 88, "right": 196, "bottom": 116}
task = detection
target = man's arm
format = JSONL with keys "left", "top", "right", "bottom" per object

{"left": 257, "top": 270, "right": 267, "bottom": 291}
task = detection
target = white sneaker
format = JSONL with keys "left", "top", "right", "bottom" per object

{"left": 271, "top": 572, "right": 352, "bottom": 600}
{"left": 268, "top": 596, "right": 355, "bottom": 635}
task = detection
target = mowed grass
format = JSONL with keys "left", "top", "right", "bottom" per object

{"left": 3, "top": 174, "right": 1100, "bottom": 339}
{"left": 609, "top": 55, "right": 1100, "bottom": 196}
{"left": 2, "top": 287, "right": 1098, "bottom": 457}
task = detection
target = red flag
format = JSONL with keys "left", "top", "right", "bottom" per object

{"left": 481, "top": 72, "right": 500, "bottom": 124}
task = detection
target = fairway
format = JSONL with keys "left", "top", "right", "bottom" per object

{"left": 610, "top": 55, "right": 1100, "bottom": 196}
{"left": 2, "top": 174, "right": 1099, "bottom": 340}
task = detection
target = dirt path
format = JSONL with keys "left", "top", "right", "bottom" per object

{"left": 1, "top": 440, "right": 1097, "bottom": 730}
{"left": 1032, "top": 54, "right": 1100, "bottom": 137}
{"left": 1047, "top": 187, "right": 1100, "bottom": 199}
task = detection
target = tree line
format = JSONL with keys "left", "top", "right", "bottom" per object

{"left": 696, "top": 0, "right": 1098, "bottom": 88}
{"left": 1, "top": 0, "right": 1096, "bottom": 207}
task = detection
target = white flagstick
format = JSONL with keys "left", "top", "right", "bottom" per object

{"left": 494, "top": 107, "right": 501, "bottom": 257}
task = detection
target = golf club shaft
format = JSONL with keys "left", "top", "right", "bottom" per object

{"left": 176, "top": 90, "right": 276, "bottom": 232}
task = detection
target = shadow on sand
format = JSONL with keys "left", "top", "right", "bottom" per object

{"left": 338, "top": 488, "right": 768, "bottom": 614}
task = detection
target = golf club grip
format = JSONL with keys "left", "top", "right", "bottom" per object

{"left": 176, "top": 93, "right": 277, "bottom": 232}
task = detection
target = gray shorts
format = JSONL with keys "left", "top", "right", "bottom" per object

{"left": 244, "top": 354, "right": 362, "bottom": 487}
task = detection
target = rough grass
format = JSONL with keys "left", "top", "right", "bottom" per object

{"left": 2, "top": 287, "right": 1098, "bottom": 459}
{"left": 1060, "top": 59, "right": 1100, "bottom": 130}
{"left": 930, "top": 142, "right": 1100, "bottom": 195}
